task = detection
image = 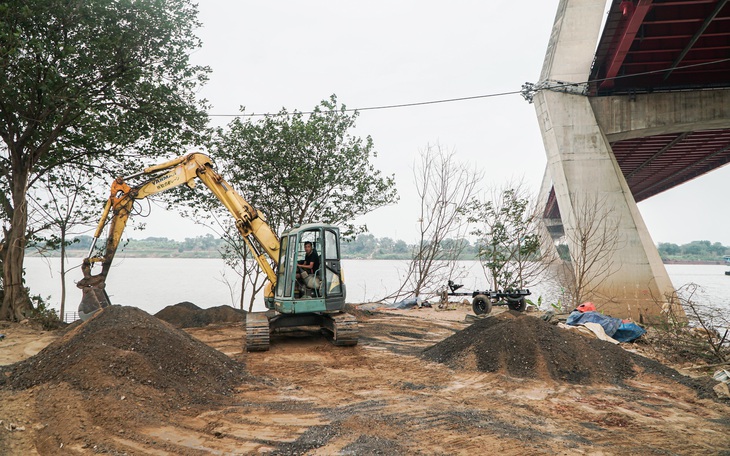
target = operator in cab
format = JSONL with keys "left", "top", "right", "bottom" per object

{"left": 297, "top": 241, "right": 320, "bottom": 277}
{"left": 296, "top": 241, "right": 320, "bottom": 295}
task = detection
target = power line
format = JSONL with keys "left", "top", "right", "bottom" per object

{"left": 555, "top": 56, "right": 730, "bottom": 89}
{"left": 207, "top": 90, "right": 522, "bottom": 118}
{"left": 207, "top": 57, "right": 730, "bottom": 118}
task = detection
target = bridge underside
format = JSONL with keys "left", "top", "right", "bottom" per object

{"left": 544, "top": 123, "right": 730, "bottom": 220}
{"left": 535, "top": 0, "right": 730, "bottom": 321}
{"left": 544, "top": 0, "right": 730, "bottom": 221}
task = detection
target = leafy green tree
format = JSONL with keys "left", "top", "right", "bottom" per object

{"left": 196, "top": 95, "right": 398, "bottom": 309}
{"left": 468, "top": 185, "right": 550, "bottom": 290}
{"left": 682, "top": 241, "right": 708, "bottom": 257}
{"left": 393, "top": 240, "right": 409, "bottom": 254}
{"left": 345, "top": 234, "right": 378, "bottom": 257}
{"left": 710, "top": 242, "right": 727, "bottom": 256}
{"left": 378, "top": 237, "right": 394, "bottom": 254}
{"left": 658, "top": 242, "right": 681, "bottom": 258}
{"left": 0, "top": 0, "right": 209, "bottom": 320}
{"left": 211, "top": 95, "right": 397, "bottom": 235}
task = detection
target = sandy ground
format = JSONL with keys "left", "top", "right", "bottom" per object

{"left": 1, "top": 304, "right": 729, "bottom": 455}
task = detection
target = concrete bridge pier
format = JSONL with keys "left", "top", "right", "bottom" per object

{"left": 534, "top": 0, "right": 678, "bottom": 321}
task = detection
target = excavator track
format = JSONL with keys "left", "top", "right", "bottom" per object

{"left": 245, "top": 312, "right": 270, "bottom": 352}
{"left": 323, "top": 312, "right": 359, "bottom": 346}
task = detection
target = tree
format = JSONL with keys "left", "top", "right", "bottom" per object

{"left": 27, "top": 163, "right": 104, "bottom": 319}
{"left": 378, "top": 237, "right": 395, "bottom": 256}
{"left": 468, "top": 184, "right": 553, "bottom": 291}
{"left": 658, "top": 242, "right": 681, "bottom": 258}
{"left": 189, "top": 95, "right": 398, "bottom": 309}
{"left": 557, "top": 194, "right": 623, "bottom": 308}
{"left": 0, "top": 0, "right": 209, "bottom": 320}
{"left": 394, "top": 144, "right": 481, "bottom": 301}
{"left": 393, "top": 240, "right": 409, "bottom": 254}
{"left": 345, "top": 234, "right": 378, "bottom": 257}
{"left": 211, "top": 95, "right": 398, "bottom": 235}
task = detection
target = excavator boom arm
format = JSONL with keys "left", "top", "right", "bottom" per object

{"left": 77, "top": 153, "right": 280, "bottom": 319}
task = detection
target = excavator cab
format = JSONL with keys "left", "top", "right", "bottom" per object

{"left": 270, "top": 224, "right": 345, "bottom": 313}
{"left": 246, "top": 223, "right": 357, "bottom": 351}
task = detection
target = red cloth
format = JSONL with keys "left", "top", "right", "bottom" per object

{"left": 577, "top": 302, "right": 596, "bottom": 313}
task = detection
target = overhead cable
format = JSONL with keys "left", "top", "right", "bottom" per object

{"left": 206, "top": 57, "right": 730, "bottom": 117}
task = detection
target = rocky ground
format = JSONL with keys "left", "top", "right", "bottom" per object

{"left": 0, "top": 302, "right": 728, "bottom": 455}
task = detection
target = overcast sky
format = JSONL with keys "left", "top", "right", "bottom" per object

{"left": 135, "top": 0, "right": 730, "bottom": 246}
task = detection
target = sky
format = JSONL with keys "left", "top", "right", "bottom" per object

{"left": 134, "top": 0, "right": 730, "bottom": 246}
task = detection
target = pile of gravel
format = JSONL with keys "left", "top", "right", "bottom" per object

{"left": 1, "top": 306, "right": 247, "bottom": 402}
{"left": 424, "top": 312, "right": 638, "bottom": 384}
{"left": 155, "top": 301, "right": 245, "bottom": 328}
{"left": 423, "top": 312, "right": 722, "bottom": 398}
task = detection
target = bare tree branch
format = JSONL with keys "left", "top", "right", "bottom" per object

{"left": 392, "top": 143, "right": 481, "bottom": 302}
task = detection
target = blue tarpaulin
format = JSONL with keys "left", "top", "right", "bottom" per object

{"left": 566, "top": 311, "right": 645, "bottom": 342}
{"left": 389, "top": 297, "right": 431, "bottom": 309}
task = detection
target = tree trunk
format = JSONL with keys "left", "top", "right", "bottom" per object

{"left": 239, "top": 275, "right": 245, "bottom": 310}
{"left": 59, "top": 231, "right": 67, "bottom": 321}
{"left": 247, "top": 268, "right": 263, "bottom": 313}
{"left": 0, "top": 175, "right": 32, "bottom": 320}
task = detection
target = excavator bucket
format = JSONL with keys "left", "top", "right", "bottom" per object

{"left": 77, "top": 256, "right": 113, "bottom": 321}
{"left": 78, "top": 284, "right": 111, "bottom": 321}
{"left": 77, "top": 260, "right": 112, "bottom": 322}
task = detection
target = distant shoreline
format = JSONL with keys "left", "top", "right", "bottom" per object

{"left": 661, "top": 259, "right": 725, "bottom": 265}
{"left": 25, "top": 252, "right": 730, "bottom": 265}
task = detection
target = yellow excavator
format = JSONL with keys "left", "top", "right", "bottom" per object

{"left": 76, "top": 152, "right": 357, "bottom": 351}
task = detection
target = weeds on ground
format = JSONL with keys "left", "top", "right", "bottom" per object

{"left": 29, "top": 294, "right": 63, "bottom": 330}
{"left": 646, "top": 283, "right": 729, "bottom": 366}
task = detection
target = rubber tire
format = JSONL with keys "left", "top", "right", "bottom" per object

{"left": 472, "top": 294, "right": 492, "bottom": 315}
{"left": 506, "top": 296, "right": 527, "bottom": 312}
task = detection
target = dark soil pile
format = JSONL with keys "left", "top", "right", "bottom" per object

{"left": 0, "top": 305, "right": 247, "bottom": 403}
{"left": 423, "top": 313, "right": 723, "bottom": 398}
{"left": 155, "top": 301, "right": 245, "bottom": 328}
{"left": 423, "top": 312, "right": 638, "bottom": 384}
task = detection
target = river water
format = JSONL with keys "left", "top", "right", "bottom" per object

{"left": 21, "top": 257, "right": 730, "bottom": 320}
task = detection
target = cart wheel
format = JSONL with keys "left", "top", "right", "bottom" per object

{"left": 506, "top": 296, "right": 527, "bottom": 312}
{"left": 472, "top": 294, "right": 492, "bottom": 315}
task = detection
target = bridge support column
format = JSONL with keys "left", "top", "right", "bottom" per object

{"left": 535, "top": 0, "right": 678, "bottom": 321}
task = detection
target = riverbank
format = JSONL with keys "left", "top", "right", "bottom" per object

{"left": 0, "top": 305, "right": 727, "bottom": 454}
{"left": 662, "top": 259, "right": 726, "bottom": 265}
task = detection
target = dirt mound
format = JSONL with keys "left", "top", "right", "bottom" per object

{"left": 1, "top": 305, "right": 247, "bottom": 403}
{"left": 155, "top": 302, "right": 245, "bottom": 328}
{"left": 423, "top": 312, "right": 639, "bottom": 384}
{"left": 172, "top": 300, "right": 202, "bottom": 311}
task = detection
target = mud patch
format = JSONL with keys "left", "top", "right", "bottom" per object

{"left": 390, "top": 330, "right": 427, "bottom": 339}
{"left": 270, "top": 423, "right": 341, "bottom": 455}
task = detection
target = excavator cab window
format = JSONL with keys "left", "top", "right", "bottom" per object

{"left": 277, "top": 234, "right": 297, "bottom": 298}
{"left": 296, "top": 230, "right": 322, "bottom": 298}
{"left": 324, "top": 229, "right": 343, "bottom": 296}
{"left": 274, "top": 225, "right": 343, "bottom": 303}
